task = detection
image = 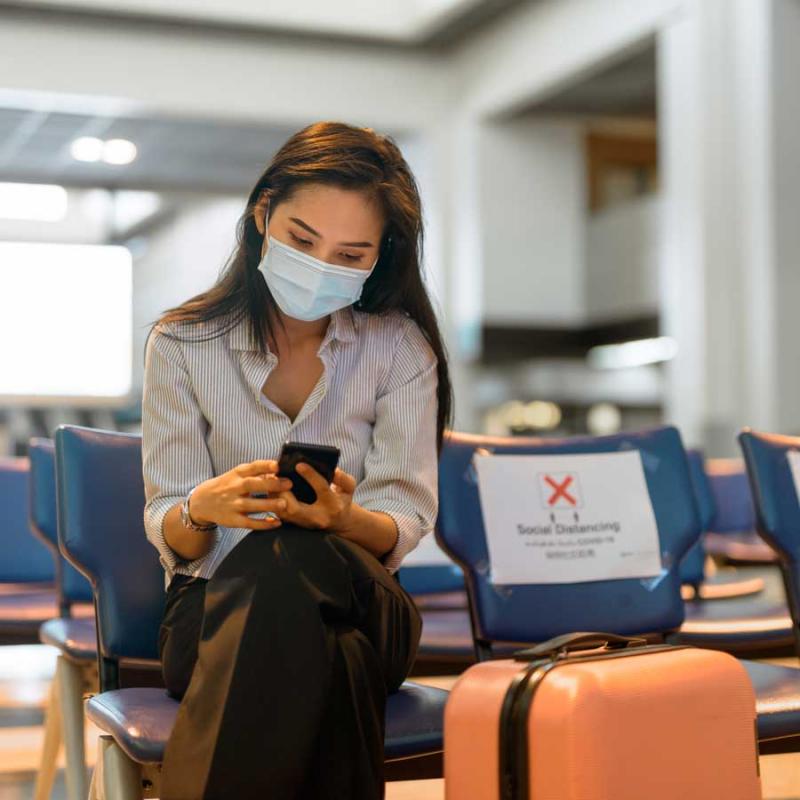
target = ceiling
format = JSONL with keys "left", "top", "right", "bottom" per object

{"left": 0, "top": 0, "right": 523, "bottom": 46}
{"left": 0, "top": 107, "right": 300, "bottom": 193}
{"left": 532, "top": 44, "right": 657, "bottom": 118}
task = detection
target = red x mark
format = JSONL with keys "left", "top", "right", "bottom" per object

{"left": 545, "top": 475, "right": 577, "bottom": 506}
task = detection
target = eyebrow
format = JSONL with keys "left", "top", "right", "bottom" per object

{"left": 289, "top": 217, "right": 374, "bottom": 248}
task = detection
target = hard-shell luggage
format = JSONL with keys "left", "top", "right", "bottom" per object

{"left": 444, "top": 632, "right": 761, "bottom": 800}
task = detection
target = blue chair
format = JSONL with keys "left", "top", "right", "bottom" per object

{"left": 678, "top": 449, "right": 709, "bottom": 591}
{"left": 398, "top": 563, "right": 467, "bottom": 616}
{"left": 54, "top": 425, "right": 448, "bottom": 798}
{"left": 705, "top": 458, "right": 777, "bottom": 564}
{"left": 434, "top": 426, "right": 800, "bottom": 754}
{"left": 29, "top": 438, "right": 94, "bottom": 615}
{"left": 739, "top": 429, "right": 800, "bottom": 659}
{"left": 414, "top": 434, "right": 792, "bottom": 666}
{"left": 0, "top": 457, "right": 61, "bottom": 641}
{"left": 29, "top": 438, "right": 96, "bottom": 800}
{"left": 709, "top": 458, "right": 757, "bottom": 533}
{"left": 681, "top": 449, "right": 765, "bottom": 600}
{"left": 398, "top": 564, "right": 464, "bottom": 597}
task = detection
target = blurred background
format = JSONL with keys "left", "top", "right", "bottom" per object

{"left": 0, "top": 0, "right": 798, "bottom": 457}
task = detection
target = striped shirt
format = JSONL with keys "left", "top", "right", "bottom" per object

{"left": 141, "top": 305, "right": 439, "bottom": 583}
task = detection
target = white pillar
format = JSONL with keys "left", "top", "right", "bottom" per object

{"left": 413, "top": 114, "right": 485, "bottom": 434}
{"left": 657, "top": 0, "right": 776, "bottom": 454}
{"left": 771, "top": 0, "right": 800, "bottom": 434}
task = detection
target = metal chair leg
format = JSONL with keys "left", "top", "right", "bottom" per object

{"left": 90, "top": 736, "right": 108, "bottom": 800}
{"left": 58, "top": 656, "right": 89, "bottom": 800}
{"left": 101, "top": 735, "right": 143, "bottom": 800}
{"left": 87, "top": 763, "right": 100, "bottom": 800}
{"left": 33, "top": 670, "right": 62, "bottom": 800}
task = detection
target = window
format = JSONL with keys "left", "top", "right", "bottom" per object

{"left": 0, "top": 242, "right": 132, "bottom": 402}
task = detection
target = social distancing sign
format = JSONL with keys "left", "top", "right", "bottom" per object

{"left": 474, "top": 450, "right": 662, "bottom": 585}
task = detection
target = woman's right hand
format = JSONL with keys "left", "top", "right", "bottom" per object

{"left": 188, "top": 459, "right": 292, "bottom": 530}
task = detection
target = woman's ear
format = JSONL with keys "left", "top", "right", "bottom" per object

{"left": 254, "top": 191, "right": 270, "bottom": 235}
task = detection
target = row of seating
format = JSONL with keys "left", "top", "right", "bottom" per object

{"left": 3, "top": 424, "right": 799, "bottom": 797}
{"left": 421, "top": 427, "right": 800, "bottom": 755}
{"left": 403, "top": 446, "right": 792, "bottom": 669}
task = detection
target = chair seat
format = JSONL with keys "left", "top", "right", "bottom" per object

{"left": 417, "top": 610, "right": 522, "bottom": 660}
{"left": 681, "top": 572, "right": 765, "bottom": 601}
{"left": 39, "top": 616, "right": 97, "bottom": 661}
{"left": 0, "top": 590, "right": 60, "bottom": 629}
{"left": 86, "top": 680, "right": 448, "bottom": 765}
{"left": 412, "top": 591, "right": 468, "bottom": 611}
{"left": 0, "top": 592, "right": 92, "bottom": 628}
{"left": 0, "top": 582, "right": 55, "bottom": 596}
{"left": 417, "top": 600, "right": 796, "bottom": 661}
{"left": 705, "top": 532, "right": 778, "bottom": 565}
{"left": 674, "top": 596, "right": 793, "bottom": 655}
{"left": 744, "top": 660, "right": 800, "bottom": 752}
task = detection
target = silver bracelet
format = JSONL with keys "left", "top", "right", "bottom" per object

{"left": 180, "top": 486, "right": 217, "bottom": 532}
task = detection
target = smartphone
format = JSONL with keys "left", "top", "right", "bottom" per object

{"left": 277, "top": 441, "right": 341, "bottom": 504}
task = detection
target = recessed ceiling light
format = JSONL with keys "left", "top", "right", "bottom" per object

{"left": 102, "top": 138, "right": 137, "bottom": 165}
{"left": 70, "top": 136, "right": 104, "bottom": 162}
{"left": 0, "top": 182, "right": 68, "bottom": 221}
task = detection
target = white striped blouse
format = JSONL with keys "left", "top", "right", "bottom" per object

{"left": 141, "top": 305, "right": 439, "bottom": 583}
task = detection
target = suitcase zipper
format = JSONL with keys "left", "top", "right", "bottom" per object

{"left": 499, "top": 644, "right": 685, "bottom": 800}
{"left": 498, "top": 657, "right": 549, "bottom": 800}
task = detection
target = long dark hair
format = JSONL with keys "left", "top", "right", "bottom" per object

{"left": 155, "top": 121, "right": 453, "bottom": 449}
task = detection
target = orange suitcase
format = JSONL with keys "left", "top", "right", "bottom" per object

{"left": 444, "top": 632, "right": 761, "bottom": 800}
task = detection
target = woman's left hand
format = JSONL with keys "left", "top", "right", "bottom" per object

{"left": 275, "top": 463, "right": 357, "bottom": 533}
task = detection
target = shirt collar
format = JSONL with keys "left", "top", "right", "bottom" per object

{"left": 227, "top": 306, "right": 358, "bottom": 352}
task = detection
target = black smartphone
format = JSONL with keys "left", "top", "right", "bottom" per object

{"left": 277, "top": 441, "right": 341, "bottom": 504}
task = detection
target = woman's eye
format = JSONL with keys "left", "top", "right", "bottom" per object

{"left": 290, "top": 233, "right": 313, "bottom": 247}
{"left": 342, "top": 253, "right": 363, "bottom": 263}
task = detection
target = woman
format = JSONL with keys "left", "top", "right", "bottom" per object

{"left": 142, "top": 121, "right": 452, "bottom": 799}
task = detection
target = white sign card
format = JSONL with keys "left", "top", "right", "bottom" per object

{"left": 473, "top": 450, "right": 662, "bottom": 585}
{"left": 787, "top": 451, "right": 800, "bottom": 503}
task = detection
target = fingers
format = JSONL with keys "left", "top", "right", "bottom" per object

{"left": 275, "top": 490, "right": 301, "bottom": 512}
{"left": 237, "top": 497, "right": 288, "bottom": 514}
{"left": 239, "top": 475, "right": 292, "bottom": 495}
{"left": 235, "top": 459, "right": 279, "bottom": 477}
{"left": 332, "top": 468, "right": 356, "bottom": 494}
{"left": 295, "top": 463, "right": 333, "bottom": 497}
{"left": 229, "top": 514, "right": 282, "bottom": 530}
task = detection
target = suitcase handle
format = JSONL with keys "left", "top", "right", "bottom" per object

{"left": 513, "top": 632, "right": 648, "bottom": 661}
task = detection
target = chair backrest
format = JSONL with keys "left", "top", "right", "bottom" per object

{"left": 738, "top": 429, "right": 800, "bottom": 562}
{"left": 435, "top": 426, "right": 700, "bottom": 650}
{"left": 738, "top": 429, "right": 800, "bottom": 654}
{"left": 55, "top": 425, "right": 164, "bottom": 685}
{"left": 28, "top": 438, "right": 93, "bottom": 609}
{"left": 706, "top": 458, "right": 755, "bottom": 533}
{"left": 679, "top": 449, "right": 717, "bottom": 587}
{"left": 398, "top": 564, "right": 465, "bottom": 595}
{"left": 0, "top": 457, "right": 55, "bottom": 583}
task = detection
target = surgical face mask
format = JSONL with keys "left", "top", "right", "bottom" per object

{"left": 257, "top": 235, "right": 377, "bottom": 322}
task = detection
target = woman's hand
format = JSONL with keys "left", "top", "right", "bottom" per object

{"left": 189, "top": 459, "right": 292, "bottom": 531}
{"left": 276, "top": 464, "right": 357, "bottom": 532}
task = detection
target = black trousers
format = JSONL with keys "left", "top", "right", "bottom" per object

{"left": 157, "top": 526, "right": 422, "bottom": 800}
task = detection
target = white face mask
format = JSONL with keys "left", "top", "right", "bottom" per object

{"left": 257, "top": 235, "right": 377, "bottom": 322}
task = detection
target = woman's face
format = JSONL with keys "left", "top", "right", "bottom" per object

{"left": 256, "top": 183, "right": 385, "bottom": 271}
